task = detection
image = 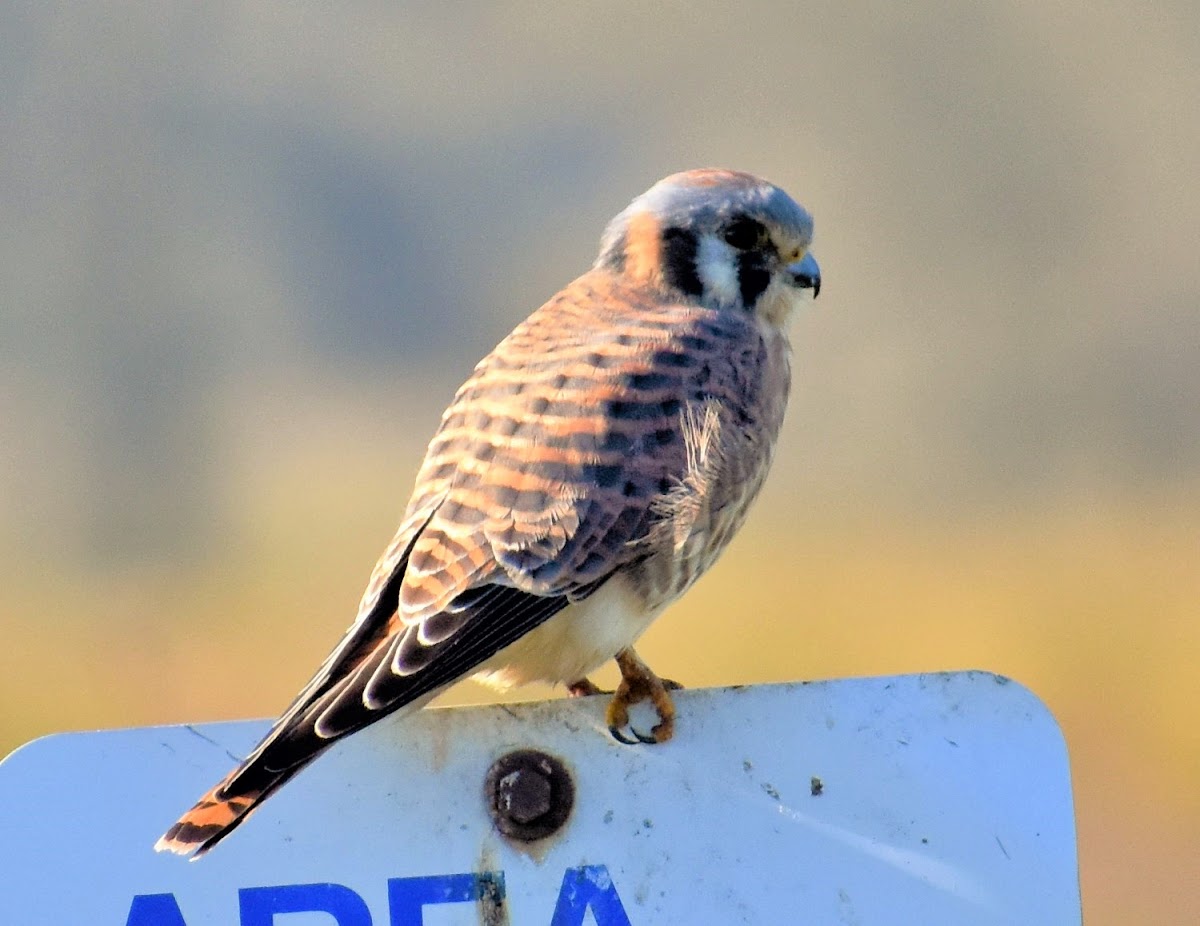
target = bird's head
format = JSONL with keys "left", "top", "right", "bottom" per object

{"left": 596, "top": 169, "right": 820, "bottom": 326}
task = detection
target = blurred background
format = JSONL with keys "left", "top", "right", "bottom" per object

{"left": 1, "top": 2, "right": 1196, "bottom": 921}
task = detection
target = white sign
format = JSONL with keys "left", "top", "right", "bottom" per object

{"left": 0, "top": 673, "right": 1080, "bottom": 924}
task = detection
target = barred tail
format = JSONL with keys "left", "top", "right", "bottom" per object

{"left": 154, "top": 763, "right": 301, "bottom": 860}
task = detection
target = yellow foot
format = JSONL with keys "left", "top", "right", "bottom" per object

{"left": 566, "top": 678, "right": 605, "bottom": 698}
{"left": 605, "top": 648, "right": 680, "bottom": 745}
{"left": 570, "top": 676, "right": 680, "bottom": 699}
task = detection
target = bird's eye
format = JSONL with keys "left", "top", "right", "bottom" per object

{"left": 723, "top": 217, "right": 766, "bottom": 251}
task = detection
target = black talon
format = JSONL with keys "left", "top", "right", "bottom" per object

{"left": 631, "top": 727, "right": 659, "bottom": 745}
{"left": 609, "top": 725, "right": 641, "bottom": 746}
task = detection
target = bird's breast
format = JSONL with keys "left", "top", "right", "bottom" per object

{"left": 633, "top": 323, "right": 792, "bottom": 610}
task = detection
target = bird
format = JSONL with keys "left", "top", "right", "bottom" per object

{"left": 156, "top": 168, "right": 820, "bottom": 858}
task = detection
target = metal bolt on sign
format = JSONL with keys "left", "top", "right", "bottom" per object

{"left": 485, "top": 749, "right": 574, "bottom": 841}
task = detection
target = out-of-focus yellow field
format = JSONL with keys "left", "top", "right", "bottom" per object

{"left": 1, "top": 448, "right": 1195, "bottom": 923}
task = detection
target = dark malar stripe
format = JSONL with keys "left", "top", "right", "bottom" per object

{"left": 660, "top": 227, "right": 704, "bottom": 296}
{"left": 737, "top": 250, "right": 771, "bottom": 308}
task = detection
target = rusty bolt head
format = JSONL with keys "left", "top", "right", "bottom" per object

{"left": 498, "top": 766, "right": 552, "bottom": 823}
{"left": 485, "top": 749, "right": 574, "bottom": 841}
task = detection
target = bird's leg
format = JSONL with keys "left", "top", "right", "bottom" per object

{"left": 606, "top": 647, "right": 679, "bottom": 745}
{"left": 569, "top": 676, "right": 681, "bottom": 699}
{"left": 566, "top": 678, "right": 606, "bottom": 698}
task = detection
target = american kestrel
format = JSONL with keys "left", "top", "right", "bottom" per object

{"left": 157, "top": 168, "right": 820, "bottom": 858}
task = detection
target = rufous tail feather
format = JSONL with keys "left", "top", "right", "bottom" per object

{"left": 154, "top": 768, "right": 296, "bottom": 859}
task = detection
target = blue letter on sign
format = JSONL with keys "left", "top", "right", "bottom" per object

{"left": 550, "top": 866, "right": 632, "bottom": 926}
{"left": 126, "top": 894, "right": 189, "bottom": 926}
{"left": 388, "top": 871, "right": 505, "bottom": 926}
{"left": 239, "top": 882, "right": 372, "bottom": 926}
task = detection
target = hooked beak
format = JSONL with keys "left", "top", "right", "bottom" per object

{"left": 788, "top": 252, "right": 821, "bottom": 299}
